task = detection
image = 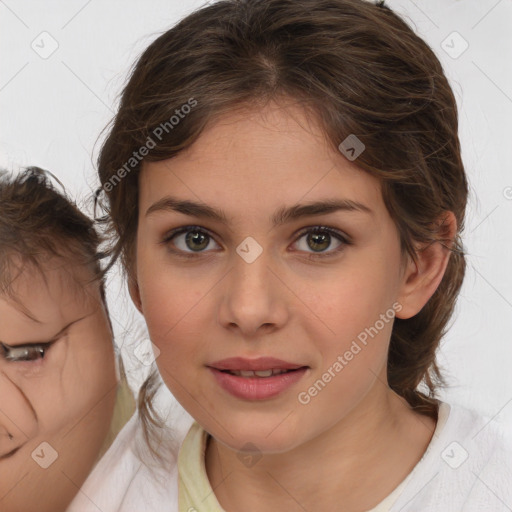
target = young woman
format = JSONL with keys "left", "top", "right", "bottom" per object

{"left": 0, "top": 167, "right": 134, "bottom": 512}
{"left": 74, "top": 0, "right": 512, "bottom": 510}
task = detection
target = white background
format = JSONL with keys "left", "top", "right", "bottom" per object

{"left": 1, "top": 0, "right": 511, "bottom": 430}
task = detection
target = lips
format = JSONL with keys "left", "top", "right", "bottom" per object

{"left": 208, "top": 356, "right": 307, "bottom": 372}
{"left": 207, "top": 357, "right": 309, "bottom": 399}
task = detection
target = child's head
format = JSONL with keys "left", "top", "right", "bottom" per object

{"left": 0, "top": 167, "right": 132, "bottom": 511}
{"left": 97, "top": 0, "right": 467, "bottom": 452}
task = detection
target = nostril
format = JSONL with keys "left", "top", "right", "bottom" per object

{"left": 0, "top": 430, "right": 20, "bottom": 459}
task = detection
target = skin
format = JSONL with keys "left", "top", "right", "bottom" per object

{"left": 131, "top": 99, "right": 456, "bottom": 511}
{"left": 0, "top": 259, "right": 118, "bottom": 512}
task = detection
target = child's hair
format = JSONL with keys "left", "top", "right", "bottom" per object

{"left": 0, "top": 167, "right": 104, "bottom": 303}
{"left": 0, "top": 166, "right": 135, "bottom": 457}
{"left": 96, "top": 0, "right": 468, "bottom": 438}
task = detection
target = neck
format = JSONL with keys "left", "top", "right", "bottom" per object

{"left": 205, "top": 387, "right": 437, "bottom": 512}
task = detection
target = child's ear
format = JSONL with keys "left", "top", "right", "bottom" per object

{"left": 128, "top": 276, "right": 144, "bottom": 314}
{"left": 395, "top": 211, "right": 457, "bottom": 320}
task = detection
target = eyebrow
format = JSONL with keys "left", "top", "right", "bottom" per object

{"left": 145, "top": 196, "right": 373, "bottom": 226}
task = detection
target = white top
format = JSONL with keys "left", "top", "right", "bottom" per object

{"left": 66, "top": 401, "right": 512, "bottom": 512}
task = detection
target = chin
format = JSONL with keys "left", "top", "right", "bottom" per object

{"left": 207, "top": 414, "right": 305, "bottom": 454}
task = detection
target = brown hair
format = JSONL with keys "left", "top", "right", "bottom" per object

{"left": 0, "top": 166, "right": 135, "bottom": 450}
{"left": 96, "top": 0, "right": 468, "bottom": 435}
{"left": 0, "top": 167, "right": 105, "bottom": 300}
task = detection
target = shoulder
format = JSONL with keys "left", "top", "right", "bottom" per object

{"left": 449, "top": 402, "right": 512, "bottom": 507}
{"left": 66, "top": 409, "right": 190, "bottom": 512}
{"left": 66, "top": 411, "right": 141, "bottom": 511}
{"left": 445, "top": 401, "right": 512, "bottom": 468}
{"left": 391, "top": 401, "right": 512, "bottom": 512}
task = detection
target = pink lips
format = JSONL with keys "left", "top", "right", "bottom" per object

{"left": 207, "top": 357, "right": 309, "bottom": 400}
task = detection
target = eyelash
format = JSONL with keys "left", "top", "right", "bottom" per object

{"left": 0, "top": 342, "right": 55, "bottom": 363}
{"left": 160, "top": 225, "right": 351, "bottom": 261}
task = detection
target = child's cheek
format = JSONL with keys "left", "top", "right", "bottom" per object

{"left": 0, "top": 370, "right": 39, "bottom": 447}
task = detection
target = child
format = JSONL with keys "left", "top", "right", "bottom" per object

{"left": 85, "top": 0, "right": 512, "bottom": 510}
{"left": 0, "top": 167, "right": 135, "bottom": 512}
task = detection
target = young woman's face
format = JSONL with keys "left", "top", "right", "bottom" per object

{"left": 0, "top": 260, "right": 117, "bottom": 510}
{"left": 134, "top": 101, "right": 411, "bottom": 453}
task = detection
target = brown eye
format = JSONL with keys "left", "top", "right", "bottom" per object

{"left": 294, "top": 227, "right": 348, "bottom": 255}
{"left": 162, "top": 226, "right": 221, "bottom": 255}
{"left": 185, "top": 230, "right": 210, "bottom": 251}
{"left": 1, "top": 343, "right": 51, "bottom": 363}
{"left": 307, "top": 231, "right": 331, "bottom": 252}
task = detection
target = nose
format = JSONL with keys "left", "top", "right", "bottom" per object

{"left": 0, "top": 427, "right": 16, "bottom": 455}
{"left": 0, "top": 371, "right": 37, "bottom": 457}
{"left": 218, "top": 250, "right": 289, "bottom": 337}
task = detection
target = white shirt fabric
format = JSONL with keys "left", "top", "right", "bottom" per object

{"left": 390, "top": 402, "right": 512, "bottom": 512}
{"left": 66, "top": 401, "right": 512, "bottom": 512}
{"left": 65, "top": 412, "right": 183, "bottom": 512}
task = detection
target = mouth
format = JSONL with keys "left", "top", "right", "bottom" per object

{"left": 217, "top": 368, "right": 306, "bottom": 378}
{"left": 207, "top": 357, "right": 309, "bottom": 400}
{"left": 208, "top": 356, "right": 308, "bottom": 373}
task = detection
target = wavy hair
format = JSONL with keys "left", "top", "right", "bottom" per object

{"left": 95, "top": 0, "right": 468, "bottom": 449}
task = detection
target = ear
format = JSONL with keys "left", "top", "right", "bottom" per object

{"left": 395, "top": 211, "right": 457, "bottom": 320}
{"left": 128, "top": 276, "right": 144, "bottom": 314}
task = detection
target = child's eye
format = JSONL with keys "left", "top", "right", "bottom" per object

{"left": 161, "top": 225, "right": 350, "bottom": 260}
{"left": 0, "top": 342, "right": 53, "bottom": 363}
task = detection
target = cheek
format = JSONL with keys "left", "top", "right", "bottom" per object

{"left": 31, "top": 333, "right": 117, "bottom": 427}
{"left": 73, "top": 335, "right": 117, "bottom": 400}
{"left": 0, "top": 372, "right": 38, "bottom": 441}
{"left": 1, "top": 343, "right": 69, "bottom": 414}
{"left": 300, "top": 262, "right": 396, "bottom": 334}
{"left": 138, "top": 256, "right": 212, "bottom": 339}
{"left": 137, "top": 270, "right": 219, "bottom": 407}
{"left": 298, "top": 262, "right": 397, "bottom": 377}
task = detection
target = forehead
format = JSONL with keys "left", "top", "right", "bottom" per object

{"left": 0, "top": 258, "right": 101, "bottom": 343}
{"left": 140, "top": 101, "right": 383, "bottom": 218}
